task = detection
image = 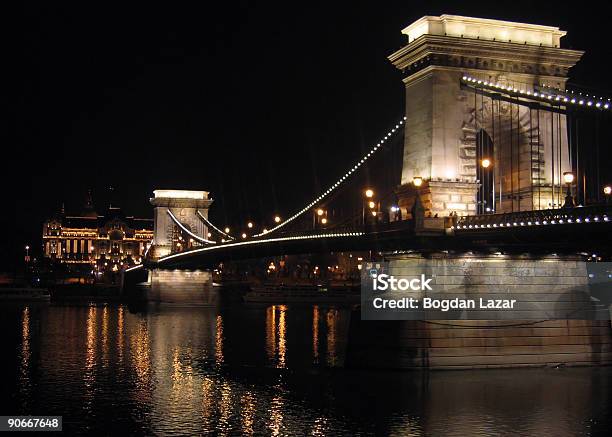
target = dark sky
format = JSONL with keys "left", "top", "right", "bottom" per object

{"left": 2, "top": 1, "right": 611, "bottom": 268}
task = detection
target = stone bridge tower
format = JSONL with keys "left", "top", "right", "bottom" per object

{"left": 389, "top": 15, "right": 583, "bottom": 217}
{"left": 149, "top": 189, "right": 213, "bottom": 259}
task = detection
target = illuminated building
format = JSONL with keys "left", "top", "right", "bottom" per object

{"left": 42, "top": 191, "right": 153, "bottom": 271}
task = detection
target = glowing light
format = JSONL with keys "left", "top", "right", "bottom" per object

{"left": 563, "top": 172, "right": 574, "bottom": 184}
{"left": 316, "top": 208, "right": 324, "bottom": 216}
{"left": 321, "top": 218, "right": 327, "bottom": 224}
{"left": 368, "top": 201, "right": 376, "bottom": 209}
{"left": 365, "top": 189, "right": 374, "bottom": 198}
{"left": 224, "top": 227, "right": 230, "bottom": 233}
{"left": 413, "top": 176, "right": 423, "bottom": 187}
{"left": 274, "top": 216, "right": 281, "bottom": 223}
{"left": 604, "top": 186, "right": 612, "bottom": 195}
{"left": 153, "top": 190, "right": 208, "bottom": 200}
{"left": 247, "top": 222, "right": 253, "bottom": 229}
{"left": 242, "top": 233, "right": 247, "bottom": 239}
{"left": 481, "top": 158, "right": 491, "bottom": 168}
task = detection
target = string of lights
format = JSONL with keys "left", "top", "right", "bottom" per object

{"left": 253, "top": 117, "right": 407, "bottom": 237}
{"left": 158, "top": 231, "right": 365, "bottom": 263}
{"left": 540, "top": 83, "right": 612, "bottom": 105}
{"left": 461, "top": 76, "right": 611, "bottom": 110}
{"left": 453, "top": 215, "right": 609, "bottom": 230}
{"left": 167, "top": 209, "right": 217, "bottom": 244}
{"left": 196, "top": 210, "right": 234, "bottom": 240}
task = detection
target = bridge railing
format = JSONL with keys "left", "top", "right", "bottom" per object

{"left": 454, "top": 205, "right": 611, "bottom": 231}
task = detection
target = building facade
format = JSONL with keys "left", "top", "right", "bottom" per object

{"left": 42, "top": 197, "right": 153, "bottom": 272}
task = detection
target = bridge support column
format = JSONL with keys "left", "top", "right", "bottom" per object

{"left": 149, "top": 189, "right": 213, "bottom": 259}
{"left": 347, "top": 252, "right": 612, "bottom": 369}
{"left": 147, "top": 269, "right": 216, "bottom": 305}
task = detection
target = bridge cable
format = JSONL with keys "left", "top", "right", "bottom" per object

{"left": 166, "top": 209, "right": 217, "bottom": 245}
{"left": 253, "top": 116, "right": 407, "bottom": 237}
{"left": 196, "top": 210, "right": 235, "bottom": 241}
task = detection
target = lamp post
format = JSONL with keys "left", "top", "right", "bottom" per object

{"left": 411, "top": 176, "right": 424, "bottom": 225}
{"left": 480, "top": 158, "right": 492, "bottom": 214}
{"left": 314, "top": 208, "right": 326, "bottom": 229}
{"left": 604, "top": 186, "right": 611, "bottom": 204}
{"left": 413, "top": 177, "right": 423, "bottom": 209}
{"left": 25, "top": 245, "right": 30, "bottom": 263}
{"left": 363, "top": 189, "right": 374, "bottom": 227}
{"left": 563, "top": 172, "right": 575, "bottom": 208}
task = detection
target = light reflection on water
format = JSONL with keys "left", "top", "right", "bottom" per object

{"left": 2, "top": 302, "right": 612, "bottom": 436}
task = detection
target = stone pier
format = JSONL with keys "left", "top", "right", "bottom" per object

{"left": 347, "top": 253, "right": 612, "bottom": 369}
{"left": 146, "top": 269, "right": 217, "bottom": 305}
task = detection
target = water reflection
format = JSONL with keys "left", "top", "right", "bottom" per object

{"left": 265, "top": 305, "right": 288, "bottom": 368}
{"left": 312, "top": 306, "right": 319, "bottom": 363}
{"left": 130, "top": 318, "right": 151, "bottom": 392}
{"left": 265, "top": 306, "right": 276, "bottom": 363}
{"left": 277, "top": 306, "right": 287, "bottom": 368}
{"left": 4, "top": 303, "right": 612, "bottom": 435}
{"left": 326, "top": 308, "right": 338, "bottom": 367}
{"left": 215, "top": 315, "right": 224, "bottom": 365}
{"left": 240, "top": 391, "right": 256, "bottom": 435}
{"left": 19, "top": 306, "right": 31, "bottom": 409}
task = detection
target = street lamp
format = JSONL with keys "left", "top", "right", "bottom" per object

{"left": 411, "top": 176, "right": 424, "bottom": 220}
{"left": 242, "top": 233, "right": 247, "bottom": 239}
{"left": 247, "top": 222, "right": 253, "bottom": 229}
{"left": 368, "top": 201, "right": 376, "bottom": 209}
{"left": 365, "top": 189, "right": 374, "bottom": 198}
{"left": 481, "top": 158, "right": 491, "bottom": 169}
{"left": 563, "top": 172, "right": 575, "bottom": 208}
{"left": 317, "top": 208, "right": 324, "bottom": 216}
{"left": 224, "top": 227, "right": 230, "bottom": 234}
{"left": 604, "top": 186, "right": 612, "bottom": 204}
{"left": 274, "top": 215, "right": 281, "bottom": 223}
{"left": 321, "top": 218, "right": 328, "bottom": 225}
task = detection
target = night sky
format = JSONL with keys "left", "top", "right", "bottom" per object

{"left": 2, "top": 1, "right": 611, "bottom": 269}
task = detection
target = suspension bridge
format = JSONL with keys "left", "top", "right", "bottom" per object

{"left": 121, "top": 15, "right": 612, "bottom": 369}
{"left": 119, "top": 13, "right": 612, "bottom": 277}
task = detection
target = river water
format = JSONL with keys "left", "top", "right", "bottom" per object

{"left": 2, "top": 300, "right": 612, "bottom": 436}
